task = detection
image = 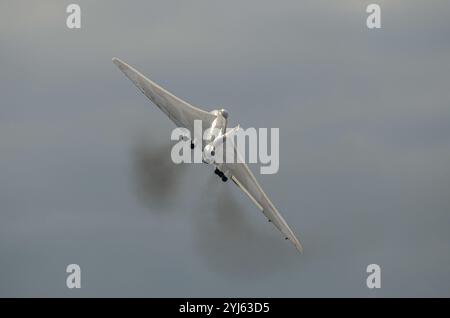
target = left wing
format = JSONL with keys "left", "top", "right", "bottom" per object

{"left": 112, "top": 58, "right": 216, "bottom": 142}
{"left": 220, "top": 143, "right": 303, "bottom": 253}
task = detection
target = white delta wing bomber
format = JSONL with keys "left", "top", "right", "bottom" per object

{"left": 112, "top": 57, "right": 303, "bottom": 253}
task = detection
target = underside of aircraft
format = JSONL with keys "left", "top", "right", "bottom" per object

{"left": 113, "top": 57, "right": 303, "bottom": 253}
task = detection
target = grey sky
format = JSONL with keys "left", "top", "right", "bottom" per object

{"left": 0, "top": 0, "right": 449, "bottom": 297}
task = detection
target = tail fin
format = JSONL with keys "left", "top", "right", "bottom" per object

{"left": 212, "top": 125, "right": 240, "bottom": 149}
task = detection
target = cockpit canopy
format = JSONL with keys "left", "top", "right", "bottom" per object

{"left": 220, "top": 108, "right": 229, "bottom": 119}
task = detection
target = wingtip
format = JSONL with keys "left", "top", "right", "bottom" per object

{"left": 112, "top": 57, "right": 122, "bottom": 66}
{"left": 112, "top": 57, "right": 133, "bottom": 75}
{"left": 112, "top": 57, "right": 129, "bottom": 70}
{"left": 286, "top": 236, "right": 303, "bottom": 253}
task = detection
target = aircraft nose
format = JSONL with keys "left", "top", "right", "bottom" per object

{"left": 220, "top": 109, "right": 229, "bottom": 119}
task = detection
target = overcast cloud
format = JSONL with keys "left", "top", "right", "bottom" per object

{"left": 0, "top": 0, "right": 449, "bottom": 297}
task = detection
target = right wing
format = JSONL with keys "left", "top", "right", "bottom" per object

{"left": 220, "top": 142, "right": 303, "bottom": 253}
{"left": 112, "top": 58, "right": 216, "bottom": 141}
